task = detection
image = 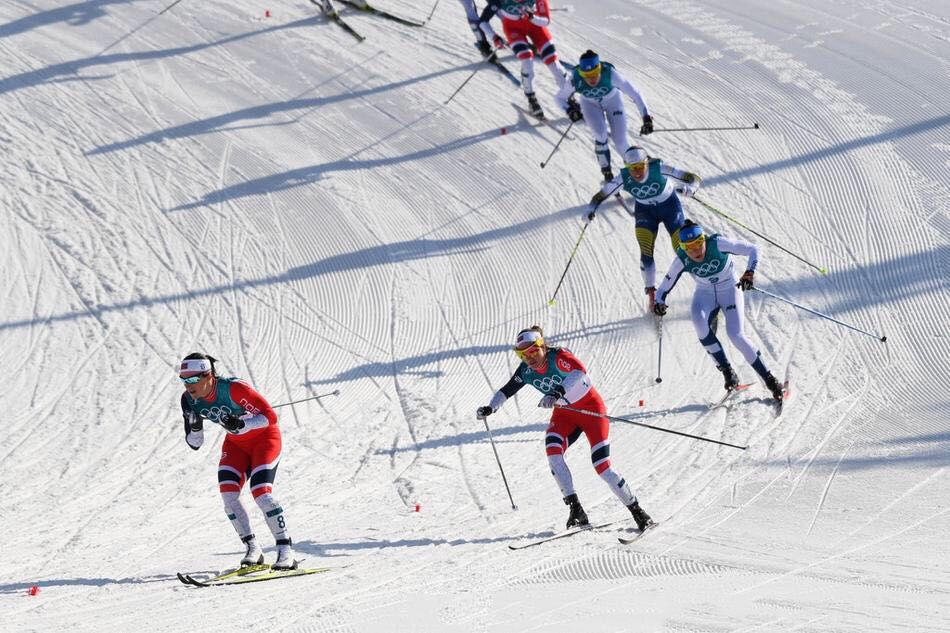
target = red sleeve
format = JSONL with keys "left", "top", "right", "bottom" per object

{"left": 534, "top": 0, "right": 551, "bottom": 21}
{"left": 229, "top": 381, "right": 278, "bottom": 426}
{"left": 554, "top": 348, "right": 586, "bottom": 374}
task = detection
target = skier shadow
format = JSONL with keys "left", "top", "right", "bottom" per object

{"left": 170, "top": 120, "right": 549, "bottom": 211}
{"left": 0, "top": 573, "right": 178, "bottom": 593}
{"left": 293, "top": 533, "right": 522, "bottom": 554}
{"left": 87, "top": 53, "right": 479, "bottom": 156}
{"left": 0, "top": 0, "right": 134, "bottom": 39}
{"left": 0, "top": 16, "right": 320, "bottom": 96}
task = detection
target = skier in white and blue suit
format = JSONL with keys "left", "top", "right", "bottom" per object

{"left": 653, "top": 220, "right": 784, "bottom": 402}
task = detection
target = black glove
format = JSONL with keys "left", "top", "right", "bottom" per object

{"left": 181, "top": 393, "right": 203, "bottom": 450}
{"left": 653, "top": 302, "right": 668, "bottom": 316}
{"left": 737, "top": 270, "right": 754, "bottom": 291}
{"left": 220, "top": 412, "right": 245, "bottom": 433}
{"left": 640, "top": 114, "right": 654, "bottom": 135}
{"left": 476, "top": 406, "right": 494, "bottom": 420}
{"left": 566, "top": 101, "right": 583, "bottom": 122}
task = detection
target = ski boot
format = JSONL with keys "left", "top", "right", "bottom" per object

{"left": 764, "top": 372, "right": 784, "bottom": 402}
{"left": 272, "top": 539, "right": 298, "bottom": 571}
{"left": 718, "top": 364, "right": 740, "bottom": 391}
{"left": 240, "top": 535, "right": 264, "bottom": 566}
{"left": 526, "top": 92, "right": 544, "bottom": 119}
{"left": 476, "top": 38, "right": 494, "bottom": 59}
{"left": 564, "top": 493, "right": 589, "bottom": 529}
{"left": 627, "top": 500, "right": 655, "bottom": 531}
{"left": 645, "top": 286, "right": 656, "bottom": 312}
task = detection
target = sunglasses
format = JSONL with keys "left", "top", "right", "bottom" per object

{"left": 180, "top": 373, "right": 209, "bottom": 384}
{"left": 681, "top": 234, "right": 706, "bottom": 250}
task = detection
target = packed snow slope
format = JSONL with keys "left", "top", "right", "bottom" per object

{"left": 2, "top": 1, "right": 949, "bottom": 631}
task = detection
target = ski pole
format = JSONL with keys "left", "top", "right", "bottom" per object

{"left": 652, "top": 123, "right": 759, "bottom": 133}
{"left": 654, "top": 316, "right": 664, "bottom": 383}
{"left": 272, "top": 389, "right": 341, "bottom": 409}
{"left": 445, "top": 51, "right": 498, "bottom": 105}
{"left": 751, "top": 287, "right": 887, "bottom": 342}
{"left": 692, "top": 195, "right": 828, "bottom": 275}
{"left": 158, "top": 0, "right": 187, "bottom": 15}
{"left": 560, "top": 406, "right": 747, "bottom": 450}
{"left": 422, "top": 0, "right": 441, "bottom": 23}
{"left": 539, "top": 119, "right": 577, "bottom": 168}
{"left": 547, "top": 219, "right": 589, "bottom": 306}
{"left": 480, "top": 417, "right": 518, "bottom": 510}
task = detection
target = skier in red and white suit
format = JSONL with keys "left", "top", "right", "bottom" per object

{"left": 478, "top": 0, "right": 567, "bottom": 118}
{"left": 179, "top": 352, "right": 297, "bottom": 570}
{"left": 476, "top": 326, "right": 655, "bottom": 530}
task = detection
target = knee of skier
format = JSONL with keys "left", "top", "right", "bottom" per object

{"left": 221, "top": 490, "right": 242, "bottom": 512}
{"left": 253, "top": 492, "right": 281, "bottom": 512}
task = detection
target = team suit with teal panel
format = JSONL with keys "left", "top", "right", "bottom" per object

{"left": 655, "top": 235, "right": 775, "bottom": 381}
{"left": 479, "top": 0, "right": 566, "bottom": 95}
{"left": 181, "top": 376, "right": 293, "bottom": 550}
{"left": 554, "top": 62, "right": 650, "bottom": 172}
{"left": 484, "top": 347, "right": 640, "bottom": 508}
{"left": 595, "top": 158, "right": 698, "bottom": 288}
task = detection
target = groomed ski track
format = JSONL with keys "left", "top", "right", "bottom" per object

{"left": 1, "top": 1, "right": 948, "bottom": 632}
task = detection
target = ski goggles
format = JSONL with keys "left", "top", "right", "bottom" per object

{"left": 180, "top": 373, "right": 209, "bottom": 384}
{"left": 578, "top": 63, "right": 602, "bottom": 79}
{"left": 679, "top": 227, "right": 706, "bottom": 250}
{"left": 514, "top": 340, "right": 544, "bottom": 359}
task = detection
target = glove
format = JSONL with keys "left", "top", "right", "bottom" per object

{"left": 566, "top": 101, "right": 583, "bottom": 122}
{"left": 678, "top": 184, "right": 697, "bottom": 198}
{"left": 183, "top": 411, "right": 204, "bottom": 450}
{"left": 639, "top": 114, "right": 654, "bottom": 135}
{"left": 737, "top": 270, "right": 755, "bottom": 291}
{"left": 476, "top": 406, "right": 494, "bottom": 420}
{"left": 492, "top": 34, "right": 506, "bottom": 49}
{"left": 653, "top": 302, "right": 668, "bottom": 317}
{"left": 538, "top": 394, "right": 558, "bottom": 408}
{"left": 584, "top": 206, "right": 597, "bottom": 222}
{"left": 220, "top": 412, "right": 246, "bottom": 434}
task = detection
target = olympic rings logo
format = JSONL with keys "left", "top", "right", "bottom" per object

{"left": 628, "top": 182, "right": 661, "bottom": 197}
{"left": 581, "top": 86, "right": 610, "bottom": 99}
{"left": 533, "top": 375, "right": 564, "bottom": 393}
{"left": 200, "top": 405, "right": 235, "bottom": 424}
{"left": 693, "top": 259, "right": 722, "bottom": 276}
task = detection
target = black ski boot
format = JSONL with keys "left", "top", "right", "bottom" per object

{"left": 476, "top": 38, "right": 493, "bottom": 59}
{"left": 764, "top": 372, "right": 784, "bottom": 402}
{"left": 718, "top": 364, "right": 740, "bottom": 391}
{"left": 526, "top": 92, "right": 544, "bottom": 119}
{"left": 627, "top": 500, "right": 654, "bottom": 531}
{"left": 601, "top": 166, "right": 614, "bottom": 182}
{"left": 564, "top": 493, "right": 589, "bottom": 529}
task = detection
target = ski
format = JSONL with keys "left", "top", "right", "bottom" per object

{"left": 180, "top": 566, "right": 331, "bottom": 587}
{"left": 617, "top": 521, "right": 659, "bottom": 545}
{"left": 177, "top": 563, "right": 270, "bottom": 586}
{"left": 708, "top": 383, "right": 753, "bottom": 410}
{"left": 514, "top": 105, "right": 576, "bottom": 141}
{"left": 615, "top": 193, "right": 633, "bottom": 215}
{"left": 312, "top": 0, "right": 365, "bottom": 42}
{"left": 508, "top": 518, "right": 629, "bottom": 550}
{"left": 478, "top": 47, "right": 520, "bottom": 87}
{"left": 773, "top": 380, "right": 791, "bottom": 417}
{"left": 334, "top": 0, "right": 425, "bottom": 27}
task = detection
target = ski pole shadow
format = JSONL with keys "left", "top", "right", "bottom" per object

{"left": 0, "top": 573, "right": 178, "bottom": 593}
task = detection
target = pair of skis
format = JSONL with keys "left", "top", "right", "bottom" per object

{"left": 508, "top": 518, "right": 658, "bottom": 550}
{"left": 177, "top": 563, "right": 331, "bottom": 587}
{"left": 313, "top": 0, "right": 424, "bottom": 43}
{"left": 709, "top": 380, "right": 791, "bottom": 416}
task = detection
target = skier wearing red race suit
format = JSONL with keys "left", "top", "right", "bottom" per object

{"left": 476, "top": 326, "right": 654, "bottom": 530}
{"left": 478, "top": 0, "right": 568, "bottom": 118}
{"left": 178, "top": 352, "right": 297, "bottom": 570}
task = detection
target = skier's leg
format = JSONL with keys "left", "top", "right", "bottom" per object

{"left": 218, "top": 441, "right": 262, "bottom": 565}
{"left": 691, "top": 291, "right": 730, "bottom": 369}
{"left": 634, "top": 210, "right": 661, "bottom": 288}
{"left": 248, "top": 429, "right": 296, "bottom": 567}
{"left": 723, "top": 287, "right": 779, "bottom": 390}
{"left": 545, "top": 417, "right": 577, "bottom": 498}
{"left": 659, "top": 196, "right": 686, "bottom": 250}
{"left": 603, "top": 92, "right": 629, "bottom": 157}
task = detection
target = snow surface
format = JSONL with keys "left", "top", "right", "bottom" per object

{"left": 2, "top": 0, "right": 949, "bottom": 631}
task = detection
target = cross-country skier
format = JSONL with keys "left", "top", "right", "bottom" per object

{"left": 478, "top": 0, "right": 567, "bottom": 118}
{"left": 586, "top": 146, "right": 701, "bottom": 310}
{"left": 458, "top": 0, "right": 494, "bottom": 57}
{"left": 178, "top": 353, "right": 298, "bottom": 570}
{"left": 476, "top": 326, "right": 654, "bottom": 531}
{"left": 554, "top": 50, "right": 653, "bottom": 182}
{"left": 653, "top": 221, "right": 785, "bottom": 401}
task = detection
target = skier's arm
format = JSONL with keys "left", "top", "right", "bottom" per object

{"left": 656, "top": 257, "right": 686, "bottom": 305}
{"left": 586, "top": 173, "right": 624, "bottom": 218}
{"left": 478, "top": 3, "right": 502, "bottom": 42}
{"left": 227, "top": 381, "right": 277, "bottom": 432}
{"left": 717, "top": 236, "right": 760, "bottom": 273}
{"left": 612, "top": 69, "right": 649, "bottom": 118}
{"left": 528, "top": 0, "right": 551, "bottom": 26}
{"left": 661, "top": 162, "right": 701, "bottom": 196}
{"left": 477, "top": 373, "right": 526, "bottom": 418}
{"left": 553, "top": 79, "right": 575, "bottom": 111}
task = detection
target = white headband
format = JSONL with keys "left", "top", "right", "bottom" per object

{"left": 179, "top": 358, "right": 211, "bottom": 375}
{"left": 515, "top": 330, "right": 542, "bottom": 348}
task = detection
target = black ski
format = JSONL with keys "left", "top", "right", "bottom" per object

{"left": 509, "top": 518, "right": 630, "bottom": 550}
{"left": 312, "top": 0, "right": 365, "bottom": 42}
{"left": 478, "top": 46, "right": 520, "bottom": 87}
{"left": 617, "top": 521, "right": 659, "bottom": 545}
{"left": 334, "top": 0, "right": 425, "bottom": 27}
